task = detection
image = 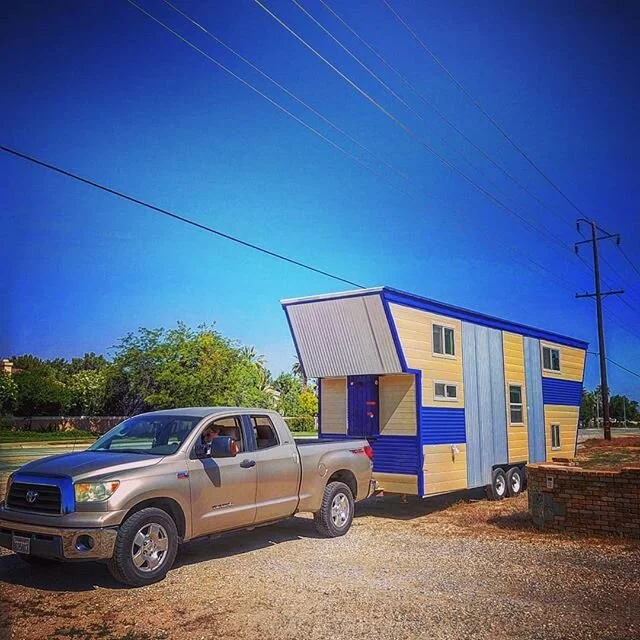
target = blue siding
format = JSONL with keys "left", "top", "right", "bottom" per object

{"left": 372, "top": 435, "right": 419, "bottom": 474}
{"left": 542, "top": 377, "right": 583, "bottom": 406}
{"left": 420, "top": 407, "right": 466, "bottom": 444}
{"left": 524, "top": 337, "right": 546, "bottom": 463}
{"left": 462, "top": 323, "right": 508, "bottom": 488}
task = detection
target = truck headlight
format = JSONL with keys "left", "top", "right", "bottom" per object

{"left": 74, "top": 481, "right": 120, "bottom": 503}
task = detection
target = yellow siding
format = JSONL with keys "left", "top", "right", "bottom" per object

{"left": 389, "top": 303, "right": 464, "bottom": 408}
{"left": 320, "top": 377, "right": 346, "bottom": 435}
{"left": 423, "top": 444, "right": 467, "bottom": 495}
{"left": 379, "top": 375, "right": 417, "bottom": 436}
{"left": 540, "top": 341, "right": 586, "bottom": 381}
{"left": 544, "top": 404, "right": 579, "bottom": 460}
{"left": 374, "top": 472, "right": 418, "bottom": 495}
{"left": 503, "top": 332, "right": 529, "bottom": 463}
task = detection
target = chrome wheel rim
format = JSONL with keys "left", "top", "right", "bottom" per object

{"left": 331, "top": 493, "right": 350, "bottom": 528}
{"left": 131, "top": 522, "right": 169, "bottom": 573}
{"left": 510, "top": 473, "right": 521, "bottom": 494}
{"left": 495, "top": 475, "right": 506, "bottom": 496}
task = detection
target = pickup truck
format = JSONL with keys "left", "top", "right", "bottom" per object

{"left": 0, "top": 407, "right": 374, "bottom": 586}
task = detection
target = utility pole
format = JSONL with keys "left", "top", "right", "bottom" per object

{"left": 575, "top": 220, "right": 623, "bottom": 440}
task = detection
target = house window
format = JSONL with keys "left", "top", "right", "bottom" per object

{"left": 551, "top": 424, "right": 561, "bottom": 450}
{"left": 509, "top": 384, "right": 524, "bottom": 424}
{"left": 542, "top": 346, "right": 561, "bottom": 372}
{"left": 433, "top": 324, "right": 455, "bottom": 356}
{"left": 434, "top": 382, "right": 458, "bottom": 401}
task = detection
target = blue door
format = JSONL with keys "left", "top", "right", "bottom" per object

{"left": 347, "top": 375, "right": 379, "bottom": 438}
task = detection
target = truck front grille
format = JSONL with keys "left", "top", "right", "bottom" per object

{"left": 7, "top": 482, "right": 62, "bottom": 514}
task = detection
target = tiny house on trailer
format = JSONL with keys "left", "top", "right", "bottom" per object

{"left": 282, "top": 287, "right": 588, "bottom": 499}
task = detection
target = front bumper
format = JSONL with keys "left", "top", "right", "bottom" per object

{"left": 0, "top": 517, "right": 117, "bottom": 560}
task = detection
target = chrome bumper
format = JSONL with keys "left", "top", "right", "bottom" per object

{"left": 0, "top": 517, "right": 117, "bottom": 560}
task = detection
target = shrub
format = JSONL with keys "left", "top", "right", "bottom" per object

{"left": 284, "top": 416, "right": 317, "bottom": 432}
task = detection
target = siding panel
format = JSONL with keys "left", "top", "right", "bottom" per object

{"left": 320, "top": 378, "right": 347, "bottom": 435}
{"left": 503, "top": 332, "right": 529, "bottom": 463}
{"left": 524, "top": 337, "right": 546, "bottom": 462}
{"left": 542, "top": 378, "right": 583, "bottom": 406}
{"left": 372, "top": 435, "right": 419, "bottom": 474}
{"left": 462, "top": 323, "right": 508, "bottom": 488}
{"left": 423, "top": 444, "right": 467, "bottom": 495}
{"left": 420, "top": 407, "right": 466, "bottom": 444}
{"left": 379, "top": 375, "right": 417, "bottom": 436}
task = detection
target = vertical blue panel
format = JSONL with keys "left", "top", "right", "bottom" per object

{"left": 347, "top": 375, "right": 379, "bottom": 438}
{"left": 371, "top": 435, "right": 419, "bottom": 474}
{"left": 524, "top": 337, "right": 546, "bottom": 462}
{"left": 462, "top": 323, "right": 509, "bottom": 488}
{"left": 462, "top": 324, "right": 482, "bottom": 488}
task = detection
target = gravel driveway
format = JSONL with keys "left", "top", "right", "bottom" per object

{"left": 1, "top": 493, "right": 639, "bottom": 640}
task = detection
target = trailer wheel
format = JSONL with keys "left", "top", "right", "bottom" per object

{"left": 107, "top": 507, "right": 178, "bottom": 587}
{"left": 487, "top": 468, "right": 507, "bottom": 501}
{"left": 506, "top": 467, "right": 524, "bottom": 497}
{"left": 314, "top": 481, "right": 354, "bottom": 537}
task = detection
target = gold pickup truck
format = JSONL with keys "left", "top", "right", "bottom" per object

{"left": 0, "top": 408, "right": 374, "bottom": 586}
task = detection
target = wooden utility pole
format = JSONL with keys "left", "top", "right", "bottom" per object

{"left": 575, "top": 220, "right": 623, "bottom": 441}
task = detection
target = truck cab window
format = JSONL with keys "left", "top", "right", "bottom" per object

{"left": 251, "top": 416, "right": 279, "bottom": 450}
{"left": 200, "top": 416, "right": 244, "bottom": 454}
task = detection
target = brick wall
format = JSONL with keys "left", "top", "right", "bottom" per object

{"left": 527, "top": 462, "right": 640, "bottom": 539}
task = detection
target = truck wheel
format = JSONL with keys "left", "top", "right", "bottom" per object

{"left": 506, "top": 467, "right": 524, "bottom": 497}
{"left": 314, "top": 481, "right": 354, "bottom": 537}
{"left": 487, "top": 468, "right": 507, "bottom": 501}
{"left": 107, "top": 507, "right": 178, "bottom": 587}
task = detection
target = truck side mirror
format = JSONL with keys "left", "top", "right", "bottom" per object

{"left": 209, "top": 436, "right": 239, "bottom": 458}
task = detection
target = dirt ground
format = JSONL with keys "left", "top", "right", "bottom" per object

{"left": 575, "top": 436, "right": 640, "bottom": 469}
{"left": 1, "top": 489, "right": 639, "bottom": 640}
{"left": 1, "top": 439, "right": 640, "bottom": 640}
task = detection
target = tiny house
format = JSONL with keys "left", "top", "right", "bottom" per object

{"left": 282, "top": 287, "right": 587, "bottom": 499}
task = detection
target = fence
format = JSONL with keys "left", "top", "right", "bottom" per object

{"left": 4, "top": 415, "right": 318, "bottom": 435}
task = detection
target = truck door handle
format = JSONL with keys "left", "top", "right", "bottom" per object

{"left": 240, "top": 459, "right": 256, "bottom": 468}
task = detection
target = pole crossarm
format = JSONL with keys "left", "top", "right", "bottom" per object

{"left": 576, "top": 289, "right": 625, "bottom": 299}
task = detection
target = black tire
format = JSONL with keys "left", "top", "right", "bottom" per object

{"left": 107, "top": 507, "right": 178, "bottom": 587}
{"left": 314, "top": 481, "right": 354, "bottom": 538}
{"left": 506, "top": 467, "right": 524, "bottom": 497}
{"left": 17, "top": 554, "right": 58, "bottom": 566}
{"left": 487, "top": 468, "right": 507, "bottom": 501}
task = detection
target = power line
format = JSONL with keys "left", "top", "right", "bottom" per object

{"left": 126, "top": 0, "right": 437, "bottom": 211}
{"left": 0, "top": 144, "right": 365, "bottom": 289}
{"left": 587, "top": 352, "right": 640, "bottom": 381}
{"left": 159, "top": 0, "right": 410, "bottom": 183}
{"left": 318, "top": 0, "right": 580, "bottom": 236}
{"left": 381, "top": 0, "right": 592, "bottom": 221}
{"left": 253, "top": 0, "right": 580, "bottom": 257}
{"left": 618, "top": 245, "right": 640, "bottom": 280}
{"left": 289, "top": 0, "right": 421, "bottom": 119}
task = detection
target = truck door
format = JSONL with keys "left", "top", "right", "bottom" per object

{"left": 245, "top": 414, "right": 301, "bottom": 523}
{"left": 187, "top": 416, "right": 257, "bottom": 538}
{"left": 347, "top": 375, "right": 379, "bottom": 438}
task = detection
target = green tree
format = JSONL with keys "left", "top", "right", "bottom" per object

{"left": 14, "top": 369, "right": 72, "bottom": 416}
{"left": 68, "top": 369, "right": 108, "bottom": 415}
{"left": 610, "top": 395, "right": 639, "bottom": 423}
{"left": 0, "top": 372, "right": 18, "bottom": 415}
{"left": 580, "top": 389, "right": 596, "bottom": 427}
{"left": 104, "top": 323, "right": 272, "bottom": 415}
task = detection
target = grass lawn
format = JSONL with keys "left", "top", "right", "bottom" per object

{"left": 0, "top": 429, "right": 98, "bottom": 444}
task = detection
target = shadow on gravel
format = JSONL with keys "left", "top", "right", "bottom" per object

{"left": 356, "top": 488, "right": 487, "bottom": 520}
{"left": 0, "top": 516, "right": 321, "bottom": 592}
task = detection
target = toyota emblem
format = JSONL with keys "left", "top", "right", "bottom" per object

{"left": 25, "top": 490, "right": 39, "bottom": 504}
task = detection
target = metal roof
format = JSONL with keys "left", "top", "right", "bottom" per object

{"left": 282, "top": 286, "right": 588, "bottom": 350}
{"left": 283, "top": 293, "right": 403, "bottom": 378}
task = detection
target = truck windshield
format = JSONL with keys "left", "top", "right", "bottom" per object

{"left": 88, "top": 415, "right": 202, "bottom": 456}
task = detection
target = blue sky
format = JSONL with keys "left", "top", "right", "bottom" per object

{"left": 2, "top": 0, "right": 639, "bottom": 396}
